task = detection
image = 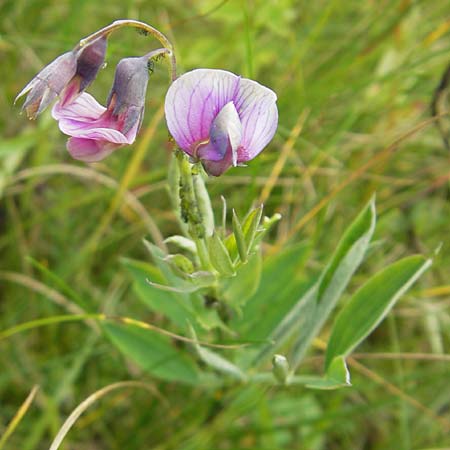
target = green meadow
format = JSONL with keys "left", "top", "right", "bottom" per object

{"left": 1, "top": 1, "right": 450, "bottom": 449}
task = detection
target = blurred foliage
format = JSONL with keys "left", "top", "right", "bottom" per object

{"left": 1, "top": 0, "right": 450, "bottom": 449}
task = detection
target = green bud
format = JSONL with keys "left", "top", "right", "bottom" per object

{"left": 164, "top": 254, "right": 195, "bottom": 275}
{"left": 272, "top": 354, "right": 289, "bottom": 384}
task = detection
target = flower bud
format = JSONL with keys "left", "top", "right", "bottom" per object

{"left": 272, "top": 354, "right": 290, "bottom": 384}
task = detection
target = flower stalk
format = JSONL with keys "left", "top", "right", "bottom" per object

{"left": 173, "top": 150, "right": 216, "bottom": 272}
{"left": 77, "top": 19, "right": 177, "bottom": 80}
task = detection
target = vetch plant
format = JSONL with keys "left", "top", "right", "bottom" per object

{"left": 12, "top": 18, "right": 434, "bottom": 449}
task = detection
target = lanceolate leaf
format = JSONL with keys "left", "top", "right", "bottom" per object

{"left": 189, "top": 325, "right": 247, "bottom": 381}
{"left": 208, "top": 233, "right": 235, "bottom": 276}
{"left": 252, "top": 196, "right": 376, "bottom": 368}
{"left": 325, "top": 255, "right": 432, "bottom": 369}
{"left": 288, "top": 196, "right": 377, "bottom": 370}
{"left": 220, "top": 250, "right": 262, "bottom": 310}
{"left": 233, "top": 242, "right": 311, "bottom": 341}
{"left": 304, "top": 356, "right": 351, "bottom": 390}
{"left": 232, "top": 209, "right": 248, "bottom": 263}
{"left": 104, "top": 323, "right": 199, "bottom": 384}
{"left": 121, "top": 258, "right": 195, "bottom": 329}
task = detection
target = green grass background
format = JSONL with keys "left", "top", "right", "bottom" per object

{"left": 1, "top": 0, "right": 450, "bottom": 448}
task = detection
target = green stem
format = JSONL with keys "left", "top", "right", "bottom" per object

{"left": 77, "top": 19, "right": 177, "bottom": 81}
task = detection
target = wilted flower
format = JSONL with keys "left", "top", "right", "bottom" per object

{"left": 165, "top": 69, "right": 278, "bottom": 176}
{"left": 51, "top": 54, "right": 151, "bottom": 162}
{"left": 15, "top": 36, "right": 107, "bottom": 119}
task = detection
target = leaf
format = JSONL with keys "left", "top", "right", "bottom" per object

{"left": 288, "top": 196, "right": 377, "bottom": 369}
{"left": 123, "top": 258, "right": 226, "bottom": 332}
{"left": 189, "top": 325, "right": 246, "bottom": 381}
{"left": 104, "top": 323, "right": 199, "bottom": 384}
{"left": 233, "top": 242, "right": 311, "bottom": 340}
{"left": 220, "top": 250, "right": 262, "bottom": 310}
{"left": 325, "top": 255, "right": 432, "bottom": 369}
{"left": 304, "top": 356, "right": 351, "bottom": 390}
{"left": 189, "top": 292, "right": 231, "bottom": 332}
{"left": 207, "top": 233, "right": 235, "bottom": 276}
{"left": 252, "top": 196, "right": 376, "bottom": 368}
{"left": 242, "top": 205, "right": 263, "bottom": 251}
{"left": 143, "top": 240, "right": 186, "bottom": 289}
{"left": 232, "top": 209, "right": 248, "bottom": 263}
{"left": 164, "top": 235, "right": 197, "bottom": 254}
{"left": 121, "top": 258, "right": 195, "bottom": 329}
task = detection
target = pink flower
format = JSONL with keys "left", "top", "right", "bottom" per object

{"left": 52, "top": 55, "right": 150, "bottom": 162}
{"left": 164, "top": 69, "right": 278, "bottom": 176}
{"left": 15, "top": 36, "right": 107, "bottom": 119}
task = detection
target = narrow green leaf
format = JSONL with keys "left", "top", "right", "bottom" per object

{"left": 104, "top": 323, "right": 199, "bottom": 384}
{"left": 324, "top": 356, "right": 351, "bottom": 386}
{"left": 189, "top": 325, "right": 246, "bottom": 381}
{"left": 121, "top": 258, "right": 195, "bottom": 329}
{"left": 187, "top": 271, "right": 217, "bottom": 287}
{"left": 242, "top": 205, "right": 263, "bottom": 250}
{"left": 252, "top": 196, "right": 376, "bottom": 368}
{"left": 233, "top": 242, "right": 311, "bottom": 340}
{"left": 207, "top": 233, "right": 235, "bottom": 276}
{"left": 190, "top": 293, "right": 230, "bottom": 332}
{"left": 164, "top": 235, "right": 197, "bottom": 254}
{"left": 220, "top": 250, "right": 262, "bottom": 310}
{"left": 288, "top": 196, "right": 377, "bottom": 369}
{"left": 325, "top": 255, "right": 432, "bottom": 369}
{"left": 232, "top": 209, "right": 248, "bottom": 263}
{"left": 141, "top": 240, "right": 226, "bottom": 331}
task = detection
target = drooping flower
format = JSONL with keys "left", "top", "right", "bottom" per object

{"left": 15, "top": 36, "right": 107, "bottom": 119}
{"left": 51, "top": 54, "right": 151, "bottom": 162}
{"left": 164, "top": 69, "right": 278, "bottom": 176}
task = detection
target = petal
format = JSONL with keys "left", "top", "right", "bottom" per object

{"left": 52, "top": 94, "right": 130, "bottom": 144}
{"left": 165, "top": 69, "right": 240, "bottom": 154}
{"left": 52, "top": 92, "right": 106, "bottom": 122}
{"left": 233, "top": 78, "right": 278, "bottom": 162}
{"left": 201, "top": 153, "right": 234, "bottom": 177}
{"left": 67, "top": 137, "right": 121, "bottom": 162}
{"left": 65, "top": 126, "right": 130, "bottom": 144}
{"left": 197, "top": 101, "right": 242, "bottom": 164}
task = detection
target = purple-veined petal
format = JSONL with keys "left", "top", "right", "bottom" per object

{"left": 233, "top": 78, "right": 278, "bottom": 162}
{"left": 67, "top": 137, "right": 121, "bottom": 162}
{"left": 52, "top": 93, "right": 130, "bottom": 144}
{"left": 64, "top": 126, "right": 130, "bottom": 144}
{"left": 197, "top": 101, "right": 242, "bottom": 163}
{"left": 52, "top": 92, "right": 106, "bottom": 123}
{"left": 165, "top": 69, "right": 240, "bottom": 154}
{"left": 201, "top": 154, "right": 234, "bottom": 177}
{"left": 52, "top": 92, "right": 106, "bottom": 122}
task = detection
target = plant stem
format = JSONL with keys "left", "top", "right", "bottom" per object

{"left": 77, "top": 19, "right": 177, "bottom": 81}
